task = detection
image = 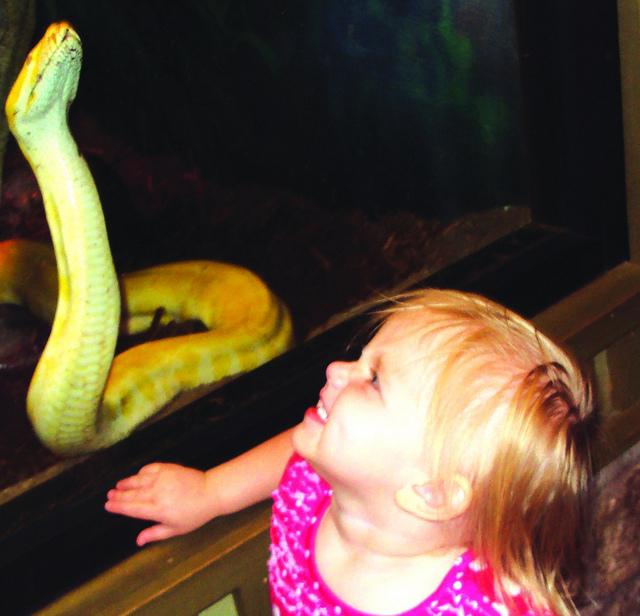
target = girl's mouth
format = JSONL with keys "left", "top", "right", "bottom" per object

{"left": 316, "top": 400, "right": 328, "bottom": 422}
{"left": 304, "top": 401, "right": 328, "bottom": 425}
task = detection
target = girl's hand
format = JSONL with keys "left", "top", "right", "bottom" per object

{"left": 105, "top": 463, "right": 217, "bottom": 546}
{"left": 105, "top": 428, "right": 295, "bottom": 547}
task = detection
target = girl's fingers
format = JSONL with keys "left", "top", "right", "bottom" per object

{"left": 104, "top": 499, "right": 163, "bottom": 521}
{"left": 106, "top": 487, "right": 152, "bottom": 503}
{"left": 137, "top": 524, "right": 176, "bottom": 546}
{"left": 115, "top": 472, "right": 157, "bottom": 491}
{"left": 112, "top": 463, "right": 167, "bottom": 490}
{"left": 138, "top": 463, "right": 165, "bottom": 475}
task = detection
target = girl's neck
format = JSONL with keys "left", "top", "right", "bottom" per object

{"left": 329, "top": 492, "right": 465, "bottom": 558}
{"left": 316, "top": 498, "right": 467, "bottom": 613}
{"left": 328, "top": 482, "right": 465, "bottom": 557}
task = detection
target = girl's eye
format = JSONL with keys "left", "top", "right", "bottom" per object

{"left": 370, "top": 371, "right": 380, "bottom": 389}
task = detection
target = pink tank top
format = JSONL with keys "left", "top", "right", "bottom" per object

{"left": 269, "top": 454, "right": 551, "bottom": 615}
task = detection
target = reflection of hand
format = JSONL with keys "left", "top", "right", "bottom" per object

{"left": 105, "top": 462, "right": 217, "bottom": 546}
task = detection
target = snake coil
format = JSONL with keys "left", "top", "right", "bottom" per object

{"left": 1, "top": 23, "right": 292, "bottom": 455}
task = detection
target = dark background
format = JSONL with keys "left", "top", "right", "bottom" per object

{"left": 35, "top": 0, "right": 529, "bottom": 221}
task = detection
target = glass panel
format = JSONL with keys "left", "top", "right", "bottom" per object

{"left": 199, "top": 593, "right": 239, "bottom": 616}
{"left": 0, "top": 0, "right": 532, "bottom": 487}
{"left": 28, "top": 2, "right": 527, "bottom": 222}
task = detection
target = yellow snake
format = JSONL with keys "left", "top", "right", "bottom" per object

{"left": 0, "top": 23, "right": 293, "bottom": 456}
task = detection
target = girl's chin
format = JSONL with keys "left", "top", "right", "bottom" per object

{"left": 292, "top": 417, "right": 323, "bottom": 459}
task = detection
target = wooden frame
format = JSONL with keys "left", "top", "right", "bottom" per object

{"left": 37, "top": 502, "right": 272, "bottom": 615}
{"left": 618, "top": 0, "right": 640, "bottom": 262}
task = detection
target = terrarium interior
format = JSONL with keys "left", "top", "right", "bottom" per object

{"left": 0, "top": 0, "right": 534, "bottom": 489}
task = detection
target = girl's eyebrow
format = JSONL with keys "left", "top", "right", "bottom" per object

{"left": 360, "top": 344, "right": 389, "bottom": 384}
{"left": 360, "top": 344, "right": 376, "bottom": 365}
{"left": 366, "top": 352, "right": 386, "bottom": 383}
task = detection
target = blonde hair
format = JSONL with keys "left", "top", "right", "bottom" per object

{"left": 376, "top": 289, "right": 594, "bottom": 615}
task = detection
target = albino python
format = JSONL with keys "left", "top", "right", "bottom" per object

{"left": 0, "top": 23, "right": 293, "bottom": 456}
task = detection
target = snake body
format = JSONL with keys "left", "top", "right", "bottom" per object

{"left": 1, "top": 23, "right": 292, "bottom": 455}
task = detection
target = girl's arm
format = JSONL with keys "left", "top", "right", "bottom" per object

{"left": 105, "top": 427, "right": 294, "bottom": 546}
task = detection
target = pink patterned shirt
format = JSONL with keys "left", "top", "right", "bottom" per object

{"left": 269, "top": 454, "right": 550, "bottom": 616}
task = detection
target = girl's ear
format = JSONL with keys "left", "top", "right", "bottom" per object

{"left": 395, "top": 475, "right": 472, "bottom": 522}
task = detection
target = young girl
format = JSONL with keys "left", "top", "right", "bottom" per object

{"left": 106, "top": 289, "right": 594, "bottom": 615}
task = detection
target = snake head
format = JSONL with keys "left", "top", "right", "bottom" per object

{"left": 5, "top": 22, "right": 82, "bottom": 138}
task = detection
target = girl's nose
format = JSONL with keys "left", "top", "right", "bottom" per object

{"left": 325, "top": 361, "right": 350, "bottom": 389}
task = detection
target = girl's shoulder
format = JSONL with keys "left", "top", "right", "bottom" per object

{"left": 434, "top": 551, "right": 554, "bottom": 616}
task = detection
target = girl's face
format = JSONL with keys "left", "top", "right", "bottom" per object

{"left": 293, "top": 312, "right": 435, "bottom": 499}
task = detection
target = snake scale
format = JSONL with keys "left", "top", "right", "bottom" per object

{"left": 0, "top": 23, "right": 293, "bottom": 456}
